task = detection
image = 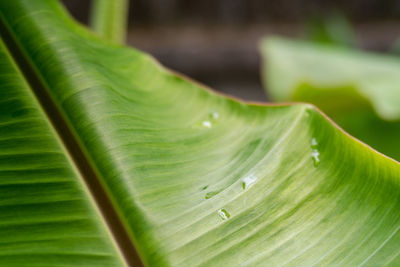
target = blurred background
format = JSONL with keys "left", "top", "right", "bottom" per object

{"left": 61, "top": 0, "right": 400, "bottom": 101}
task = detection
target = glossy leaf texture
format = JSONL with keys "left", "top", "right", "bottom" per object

{"left": 261, "top": 37, "right": 400, "bottom": 161}
{"left": 0, "top": 33, "right": 124, "bottom": 266}
{"left": 1, "top": 1, "right": 400, "bottom": 266}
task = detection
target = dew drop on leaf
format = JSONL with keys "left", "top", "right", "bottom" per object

{"left": 202, "top": 120, "right": 212, "bottom": 128}
{"left": 195, "top": 111, "right": 219, "bottom": 129}
{"left": 242, "top": 174, "right": 257, "bottom": 189}
{"left": 311, "top": 149, "right": 320, "bottom": 166}
{"left": 209, "top": 111, "right": 219, "bottom": 120}
{"left": 205, "top": 191, "right": 220, "bottom": 199}
{"left": 218, "top": 208, "right": 230, "bottom": 220}
{"left": 311, "top": 138, "right": 320, "bottom": 166}
{"left": 311, "top": 137, "right": 318, "bottom": 148}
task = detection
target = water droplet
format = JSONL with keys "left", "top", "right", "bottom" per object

{"left": 242, "top": 174, "right": 257, "bottom": 189}
{"left": 311, "top": 149, "right": 320, "bottom": 166}
{"left": 194, "top": 111, "right": 219, "bottom": 129}
{"left": 311, "top": 138, "right": 318, "bottom": 148}
{"left": 218, "top": 208, "right": 230, "bottom": 220}
{"left": 209, "top": 111, "right": 219, "bottom": 120}
{"left": 311, "top": 138, "right": 320, "bottom": 166}
{"left": 205, "top": 190, "right": 221, "bottom": 199}
{"left": 202, "top": 120, "right": 212, "bottom": 128}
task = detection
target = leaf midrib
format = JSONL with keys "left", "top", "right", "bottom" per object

{"left": 0, "top": 10, "right": 142, "bottom": 267}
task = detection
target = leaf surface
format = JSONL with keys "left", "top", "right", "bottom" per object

{"left": 1, "top": 1, "right": 400, "bottom": 266}
{"left": 261, "top": 37, "right": 400, "bottom": 161}
{"left": 0, "top": 33, "right": 124, "bottom": 266}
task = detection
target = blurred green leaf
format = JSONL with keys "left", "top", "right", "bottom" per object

{"left": 261, "top": 37, "right": 400, "bottom": 161}
{"left": 306, "top": 11, "right": 356, "bottom": 48}
{"left": 1, "top": 1, "right": 400, "bottom": 266}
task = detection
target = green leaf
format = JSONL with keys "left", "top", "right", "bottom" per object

{"left": 0, "top": 33, "right": 124, "bottom": 266}
{"left": 1, "top": 1, "right": 400, "bottom": 266}
{"left": 261, "top": 37, "right": 400, "bottom": 161}
{"left": 306, "top": 12, "right": 356, "bottom": 48}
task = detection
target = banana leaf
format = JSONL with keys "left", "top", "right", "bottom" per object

{"left": 1, "top": 1, "right": 400, "bottom": 266}
{"left": 0, "top": 32, "right": 124, "bottom": 266}
{"left": 261, "top": 37, "right": 400, "bottom": 161}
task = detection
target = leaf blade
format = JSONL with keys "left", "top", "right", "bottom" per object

{"left": 0, "top": 36, "right": 125, "bottom": 266}
{"left": 1, "top": 1, "right": 400, "bottom": 266}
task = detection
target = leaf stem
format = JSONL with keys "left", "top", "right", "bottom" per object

{"left": 90, "top": 0, "right": 129, "bottom": 44}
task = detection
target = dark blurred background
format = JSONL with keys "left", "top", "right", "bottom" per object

{"left": 61, "top": 0, "right": 400, "bottom": 101}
